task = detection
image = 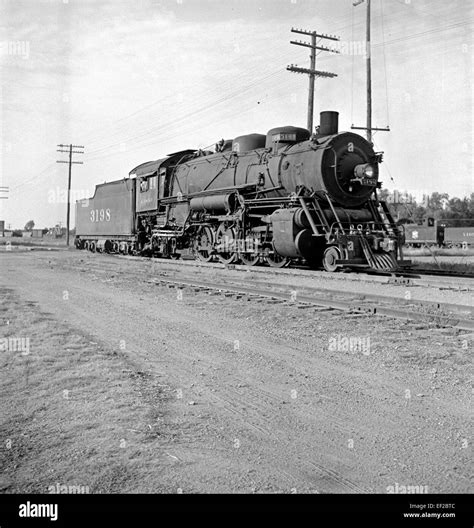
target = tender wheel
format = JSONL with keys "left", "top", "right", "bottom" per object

{"left": 323, "top": 246, "right": 341, "bottom": 272}
{"left": 215, "top": 224, "right": 238, "bottom": 264}
{"left": 193, "top": 226, "right": 214, "bottom": 262}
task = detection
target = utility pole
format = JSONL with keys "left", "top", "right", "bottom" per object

{"left": 351, "top": 0, "right": 389, "bottom": 143}
{"left": 366, "top": 0, "right": 372, "bottom": 143}
{"left": 287, "top": 28, "right": 339, "bottom": 132}
{"left": 56, "top": 144, "right": 84, "bottom": 246}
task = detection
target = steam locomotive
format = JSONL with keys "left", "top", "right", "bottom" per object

{"left": 75, "top": 111, "right": 409, "bottom": 271}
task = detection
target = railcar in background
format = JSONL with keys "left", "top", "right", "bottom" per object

{"left": 402, "top": 218, "right": 444, "bottom": 248}
{"left": 444, "top": 227, "right": 474, "bottom": 248}
{"left": 402, "top": 218, "right": 474, "bottom": 249}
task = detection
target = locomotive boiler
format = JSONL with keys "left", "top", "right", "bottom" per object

{"left": 75, "top": 111, "right": 409, "bottom": 271}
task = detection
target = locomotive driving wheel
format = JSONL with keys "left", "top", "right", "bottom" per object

{"left": 193, "top": 226, "right": 214, "bottom": 262}
{"left": 239, "top": 231, "right": 260, "bottom": 266}
{"left": 265, "top": 254, "right": 290, "bottom": 268}
{"left": 215, "top": 223, "right": 238, "bottom": 264}
{"left": 240, "top": 253, "right": 260, "bottom": 266}
{"left": 264, "top": 244, "right": 290, "bottom": 268}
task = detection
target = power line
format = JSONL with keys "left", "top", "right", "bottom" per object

{"left": 80, "top": 44, "right": 302, "bottom": 148}
{"left": 81, "top": 10, "right": 470, "bottom": 156}
{"left": 83, "top": 66, "right": 286, "bottom": 158}
{"left": 45, "top": 13, "right": 471, "bottom": 169}
{"left": 9, "top": 163, "right": 57, "bottom": 192}
{"left": 85, "top": 18, "right": 470, "bottom": 160}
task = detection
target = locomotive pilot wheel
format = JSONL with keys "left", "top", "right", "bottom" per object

{"left": 323, "top": 246, "right": 341, "bottom": 272}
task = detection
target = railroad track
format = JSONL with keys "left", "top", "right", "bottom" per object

{"left": 5, "top": 244, "right": 474, "bottom": 285}
{"left": 111, "top": 253, "right": 474, "bottom": 291}
{"left": 406, "top": 267, "right": 474, "bottom": 280}
{"left": 148, "top": 275, "right": 474, "bottom": 332}
{"left": 12, "top": 248, "right": 470, "bottom": 328}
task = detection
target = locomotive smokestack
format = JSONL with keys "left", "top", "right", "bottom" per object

{"left": 319, "top": 111, "right": 339, "bottom": 135}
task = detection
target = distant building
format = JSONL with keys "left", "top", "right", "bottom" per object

{"left": 46, "top": 226, "right": 66, "bottom": 238}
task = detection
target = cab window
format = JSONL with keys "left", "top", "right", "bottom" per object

{"left": 139, "top": 178, "right": 148, "bottom": 192}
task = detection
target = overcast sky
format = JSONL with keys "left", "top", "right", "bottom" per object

{"left": 0, "top": 0, "right": 472, "bottom": 229}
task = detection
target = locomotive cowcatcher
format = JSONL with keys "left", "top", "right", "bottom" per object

{"left": 75, "top": 111, "right": 410, "bottom": 272}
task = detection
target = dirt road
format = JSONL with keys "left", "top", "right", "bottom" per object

{"left": 0, "top": 250, "right": 471, "bottom": 493}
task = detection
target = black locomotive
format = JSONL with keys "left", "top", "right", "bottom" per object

{"left": 76, "top": 111, "right": 409, "bottom": 271}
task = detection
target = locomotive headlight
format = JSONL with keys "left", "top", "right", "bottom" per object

{"left": 363, "top": 165, "right": 374, "bottom": 178}
{"left": 354, "top": 163, "right": 376, "bottom": 179}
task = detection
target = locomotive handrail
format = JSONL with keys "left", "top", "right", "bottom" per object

{"left": 298, "top": 196, "right": 320, "bottom": 236}
{"left": 322, "top": 191, "right": 345, "bottom": 234}
{"left": 159, "top": 183, "right": 260, "bottom": 204}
